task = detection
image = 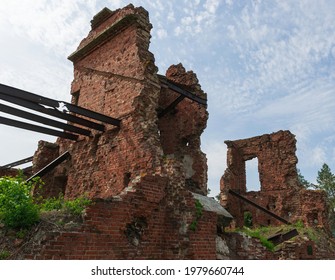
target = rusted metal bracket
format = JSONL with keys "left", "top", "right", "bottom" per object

{"left": 0, "top": 156, "right": 33, "bottom": 170}
{"left": 0, "top": 83, "right": 121, "bottom": 140}
{"left": 267, "top": 229, "right": 299, "bottom": 246}
{"left": 26, "top": 151, "right": 70, "bottom": 183}
{"left": 228, "top": 189, "right": 291, "bottom": 225}
{"left": 157, "top": 75, "right": 207, "bottom": 118}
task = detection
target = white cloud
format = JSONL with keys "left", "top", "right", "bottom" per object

{"left": 225, "top": 0, "right": 233, "bottom": 6}
{"left": 210, "top": 0, "right": 335, "bottom": 116}
{"left": 204, "top": 0, "right": 220, "bottom": 14}
{"left": 0, "top": 0, "right": 334, "bottom": 193}
{"left": 0, "top": 0, "right": 96, "bottom": 57}
{"left": 311, "top": 146, "right": 327, "bottom": 166}
{"left": 157, "top": 28, "right": 167, "bottom": 39}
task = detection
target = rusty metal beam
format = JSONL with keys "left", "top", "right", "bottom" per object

{"left": 0, "top": 103, "right": 91, "bottom": 136}
{"left": 0, "top": 92, "right": 105, "bottom": 132}
{"left": 0, "top": 156, "right": 33, "bottom": 170}
{"left": 158, "top": 95, "right": 185, "bottom": 118}
{"left": 26, "top": 151, "right": 70, "bottom": 183}
{"left": 158, "top": 75, "right": 207, "bottom": 106}
{"left": 0, "top": 116, "right": 78, "bottom": 141}
{"left": 0, "top": 83, "right": 121, "bottom": 127}
{"left": 228, "top": 189, "right": 291, "bottom": 225}
{"left": 267, "top": 229, "right": 299, "bottom": 246}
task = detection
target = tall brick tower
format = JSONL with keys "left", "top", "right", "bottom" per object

{"left": 40, "top": 4, "right": 209, "bottom": 199}
{"left": 27, "top": 5, "right": 230, "bottom": 260}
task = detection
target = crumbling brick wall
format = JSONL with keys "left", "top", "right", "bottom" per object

{"left": 28, "top": 5, "right": 214, "bottom": 260}
{"left": 220, "top": 130, "right": 329, "bottom": 230}
{"left": 57, "top": 5, "right": 162, "bottom": 199}
{"left": 158, "top": 65, "right": 208, "bottom": 195}
{"left": 32, "top": 140, "right": 66, "bottom": 198}
{"left": 26, "top": 175, "right": 217, "bottom": 260}
{"left": 32, "top": 4, "right": 209, "bottom": 200}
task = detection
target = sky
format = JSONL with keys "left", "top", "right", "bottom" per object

{"left": 0, "top": 0, "right": 335, "bottom": 197}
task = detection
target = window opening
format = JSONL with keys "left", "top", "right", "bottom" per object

{"left": 245, "top": 157, "right": 261, "bottom": 192}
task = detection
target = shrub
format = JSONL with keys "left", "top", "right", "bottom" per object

{"left": 63, "top": 196, "right": 91, "bottom": 215}
{"left": 39, "top": 193, "right": 91, "bottom": 215}
{"left": 0, "top": 176, "right": 39, "bottom": 229}
{"left": 189, "top": 199, "right": 203, "bottom": 231}
{"left": 241, "top": 227, "right": 275, "bottom": 251}
{"left": 0, "top": 250, "right": 10, "bottom": 260}
{"left": 244, "top": 211, "right": 253, "bottom": 228}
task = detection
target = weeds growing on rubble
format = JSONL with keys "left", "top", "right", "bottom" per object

{"left": 0, "top": 176, "right": 40, "bottom": 229}
{"left": 0, "top": 174, "right": 91, "bottom": 230}
{"left": 240, "top": 227, "right": 275, "bottom": 251}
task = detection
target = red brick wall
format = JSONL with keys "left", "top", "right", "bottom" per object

{"left": 57, "top": 5, "right": 162, "bottom": 200}
{"left": 220, "top": 130, "right": 329, "bottom": 230}
{"left": 26, "top": 175, "right": 217, "bottom": 260}
{"left": 158, "top": 64, "right": 208, "bottom": 195}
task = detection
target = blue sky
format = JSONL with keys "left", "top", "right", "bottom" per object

{"left": 0, "top": 0, "right": 335, "bottom": 196}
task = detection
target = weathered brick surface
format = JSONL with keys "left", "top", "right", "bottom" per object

{"left": 27, "top": 175, "right": 217, "bottom": 259}
{"left": 24, "top": 5, "right": 334, "bottom": 260}
{"left": 27, "top": 5, "right": 214, "bottom": 260}
{"left": 32, "top": 140, "right": 66, "bottom": 198}
{"left": 220, "top": 130, "right": 329, "bottom": 230}
{"left": 218, "top": 233, "right": 273, "bottom": 260}
{"left": 158, "top": 64, "right": 208, "bottom": 195}
{"left": 59, "top": 5, "right": 162, "bottom": 199}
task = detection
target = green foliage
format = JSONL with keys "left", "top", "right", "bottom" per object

{"left": 294, "top": 220, "right": 305, "bottom": 229}
{"left": 189, "top": 199, "right": 203, "bottom": 231}
{"left": 315, "top": 163, "right": 335, "bottom": 201}
{"left": 306, "top": 227, "right": 318, "bottom": 242}
{"left": 195, "top": 199, "right": 203, "bottom": 218}
{"left": 241, "top": 227, "right": 275, "bottom": 251}
{"left": 0, "top": 250, "right": 10, "bottom": 260}
{"left": 63, "top": 196, "right": 91, "bottom": 215}
{"left": 297, "top": 168, "right": 312, "bottom": 189}
{"left": 312, "top": 163, "right": 335, "bottom": 236}
{"left": 0, "top": 174, "right": 91, "bottom": 230}
{"left": 39, "top": 193, "right": 91, "bottom": 215}
{"left": 16, "top": 229, "right": 28, "bottom": 239}
{"left": 244, "top": 211, "right": 253, "bottom": 228}
{"left": 189, "top": 220, "right": 198, "bottom": 231}
{"left": 0, "top": 176, "right": 39, "bottom": 229}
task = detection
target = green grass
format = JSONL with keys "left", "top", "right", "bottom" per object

{"left": 0, "top": 175, "right": 91, "bottom": 230}
{"left": 0, "top": 250, "right": 10, "bottom": 260}
{"left": 240, "top": 227, "right": 275, "bottom": 251}
{"left": 39, "top": 194, "right": 92, "bottom": 216}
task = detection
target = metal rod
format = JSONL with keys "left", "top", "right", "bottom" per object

{"left": 0, "top": 93, "right": 105, "bottom": 131}
{"left": 228, "top": 189, "right": 291, "bottom": 225}
{"left": 267, "top": 229, "right": 299, "bottom": 245}
{"left": 0, "top": 103, "right": 91, "bottom": 136}
{"left": 0, "top": 116, "right": 78, "bottom": 141}
{"left": 0, "top": 156, "right": 33, "bottom": 170}
{"left": 26, "top": 151, "right": 70, "bottom": 182}
{"left": 158, "top": 95, "right": 185, "bottom": 118}
{"left": 158, "top": 75, "right": 207, "bottom": 106}
{"left": 0, "top": 83, "right": 121, "bottom": 127}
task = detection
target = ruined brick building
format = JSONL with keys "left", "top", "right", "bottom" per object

{"left": 1, "top": 5, "right": 334, "bottom": 260}
{"left": 24, "top": 4, "right": 229, "bottom": 259}
{"left": 220, "top": 130, "right": 329, "bottom": 230}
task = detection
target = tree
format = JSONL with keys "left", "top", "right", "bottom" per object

{"left": 314, "top": 163, "right": 335, "bottom": 236}
{"left": 315, "top": 163, "right": 335, "bottom": 199}
{"left": 297, "top": 168, "right": 312, "bottom": 189}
